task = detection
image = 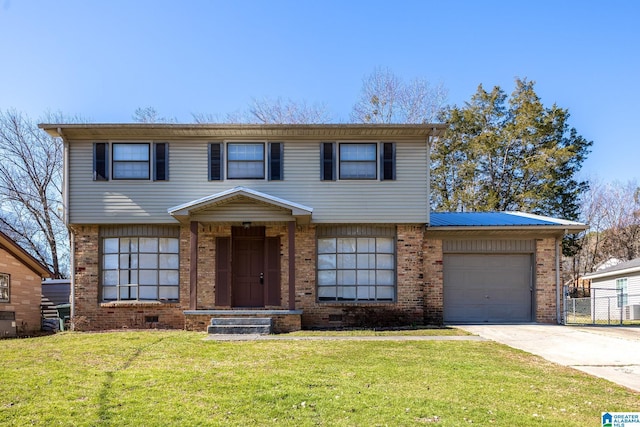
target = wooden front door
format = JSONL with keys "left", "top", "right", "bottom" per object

{"left": 232, "top": 227, "right": 265, "bottom": 307}
{"left": 215, "top": 226, "right": 280, "bottom": 308}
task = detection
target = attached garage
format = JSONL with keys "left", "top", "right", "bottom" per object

{"left": 426, "top": 212, "right": 588, "bottom": 325}
{"left": 443, "top": 251, "right": 533, "bottom": 323}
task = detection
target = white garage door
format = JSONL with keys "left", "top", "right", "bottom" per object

{"left": 443, "top": 254, "right": 533, "bottom": 323}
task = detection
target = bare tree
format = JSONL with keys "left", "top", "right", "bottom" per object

{"left": 0, "top": 110, "right": 72, "bottom": 277}
{"left": 597, "top": 180, "right": 640, "bottom": 261}
{"left": 132, "top": 106, "right": 177, "bottom": 123}
{"left": 564, "top": 178, "right": 640, "bottom": 284}
{"left": 248, "top": 97, "right": 332, "bottom": 124}
{"left": 350, "top": 67, "right": 448, "bottom": 124}
{"left": 192, "top": 110, "right": 251, "bottom": 124}
{"left": 193, "top": 97, "right": 332, "bottom": 124}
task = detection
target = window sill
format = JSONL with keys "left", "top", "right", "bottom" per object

{"left": 100, "top": 300, "right": 178, "bottom": 308}
{"left": 317, "top": 301, "right": 396, "bottom": 305}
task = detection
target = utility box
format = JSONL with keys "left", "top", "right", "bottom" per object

{"left": 54, "top": 304, "right": 71, "bottom": 331}
{"left": 0, "top": 311, "right": 16, "bottom": 338}
{"left": 624, "top": 304, "right": 640, "bottom": 320}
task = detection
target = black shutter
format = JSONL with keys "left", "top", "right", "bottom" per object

{"left": 381, "top": 142, "right": 396, "bottom": 181}
{"left": 265, "top": 236, "right": 281, "bottom": 306}
{"left": 209, "top": 143, "right": 222, "bottom": 181}
{"left": 268, "top": 142, "right": 283, "bottom": 181}
{"left": 94, "top": 142, "right": 108, "bottom": 181}
{"left": 320, "top": 142, "right": 335, "bottom": 181}
{"left": 215, "top": 237, "right": 231, "bottom": 306}
{"left": 153, "top": 143, "right": 168, "bottom": 181}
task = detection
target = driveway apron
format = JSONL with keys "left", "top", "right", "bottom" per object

{"left": 458, "top": 324, "right": 640, "bottom": 392}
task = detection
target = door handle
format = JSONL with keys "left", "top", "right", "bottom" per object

{"left": 259, "top": 272, "right": 264, "bottom": 284}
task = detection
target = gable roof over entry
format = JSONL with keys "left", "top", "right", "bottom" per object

{"left": 168, "top": 187, "right": 313, "bottom": 224}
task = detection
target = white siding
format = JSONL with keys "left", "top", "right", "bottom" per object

{"left": 67, "top": 139, "right": 429, "bottom": 224}
{"left": 591, "top": 274, "right": 640, "bottom": 321}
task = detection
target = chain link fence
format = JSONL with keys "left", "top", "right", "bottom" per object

{"left": 564, "top": 287, "right": 640, "bottom": 325}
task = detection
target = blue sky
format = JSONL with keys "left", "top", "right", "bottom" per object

{"left": 1, "top": 0, "right": 638, "bottom": 183}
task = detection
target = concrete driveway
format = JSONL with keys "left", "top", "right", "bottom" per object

{"left": 458, "top": 324, "right": 640, "bottom": 392}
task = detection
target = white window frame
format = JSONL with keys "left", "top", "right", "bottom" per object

{"left": 226, "top": 142, "right": 266, "bottom": 179}
{"left": 0, "top": 273, "right": 9, "bottom": 303}
{"left": 101, "top": 237, "right": 180, "bottom": 302}
{"left": 338, "top": 142, "right": 378, "bottom": 180}
{"left": 616, "top": 277, "right": 629, "bottom": 308}
{"left": 111, "top": 142, "right": 151, "bottom": 180}
{"left": 317, "top": 233, "right": 396, "bottom": 303}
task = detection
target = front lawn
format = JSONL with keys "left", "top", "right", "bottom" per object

{"left": 0, "top": 330, "right": 636, "bottom": 426}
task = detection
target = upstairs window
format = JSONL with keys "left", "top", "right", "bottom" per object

{"left": 340, "top": 143, "right": 377, "bottom": 179}
{"left": 113, "top": 143, "right": 150, "bottom": 180}
{"left": 209, "top": 142, "right": 283, "bottom": 181}
{"left": 321, "top": 142, "right": 395, "bottom": 181}
{"left": 0, "top": 273, "right": 9, "bottom": 302}
{"left": 227, "top": 143, "right": 265, "bottom": 179}
{"left": 93, "top": 142, "right": 168, "bottom": 181}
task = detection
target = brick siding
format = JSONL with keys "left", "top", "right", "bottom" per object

{"left": 72, "top": 225, "right": 186, "bottom": 331}
{"left": 0, "top": 248, "right": 43, "bottom": 335}
{"left": 422, "top": 237, "right": 444, "bottom": 324}
{"left": 535, "top": 237, "right": 561, "bottom": 323}
{"left": 300, "top": 224, "right": 426, "bottom": 329}
{"left": 71, "top": 224, "right": 562, "bottom": 332}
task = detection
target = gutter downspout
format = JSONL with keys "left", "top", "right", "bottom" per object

{"left": 427, "top": 127, "right": 438, "bottom": 225}
{"left": 59, "top": 128, "right": 75, "bottom": 322}
{"left": 555, "top": 233, "right": 563, "bottom": 324}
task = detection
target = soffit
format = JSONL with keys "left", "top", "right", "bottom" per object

{"left": 39, "top": 123, "right": 447, "bottom": 141}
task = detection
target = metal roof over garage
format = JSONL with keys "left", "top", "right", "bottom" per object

{"left": 429, "top": 212, "right": 587, "bottom": 232}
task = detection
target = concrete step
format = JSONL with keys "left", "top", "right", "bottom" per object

{"left": 207, "top": 317, "right": 272, "bottom": 335}
{"left": 210, "top": 317, "right": 272, "bottom": 326}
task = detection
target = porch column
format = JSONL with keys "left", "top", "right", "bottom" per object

{"left": 288, "top": 221, "right": 296, "bottom": 310}
{"left": 190, "top": 221, "right": 198, "bottom": 310}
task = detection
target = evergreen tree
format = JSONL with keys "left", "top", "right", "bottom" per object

{"left": 433, "top": 79, "right": 592, "bottom": 222}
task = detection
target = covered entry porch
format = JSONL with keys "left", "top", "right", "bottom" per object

{"left": 168, "top": 187, "right": 313, "bottom": 333}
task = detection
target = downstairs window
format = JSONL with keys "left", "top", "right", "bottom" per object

{"left": 317, "top": 227, "right": 396, "bottom": 302}
{"left": 0, "top": 273, "right": 9, "bottom": 302}
{"left": 102, "top": 237, "right": 179, "bottom": 302}
{"left": 616, "top": 278, "right": 628, "bottom": 308}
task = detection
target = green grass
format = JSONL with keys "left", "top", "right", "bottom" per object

{"left": 0, "top": 330, "right": 637, "bottom": 426}
{"left": 282, "top": 326, "right": 469, "bottom": 336}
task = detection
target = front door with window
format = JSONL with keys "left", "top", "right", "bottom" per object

{"left": 232, "top": 227, "right": 265, "bottom": 307}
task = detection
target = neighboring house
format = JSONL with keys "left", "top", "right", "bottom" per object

{"left": 39, "top": 124, "right": 586, "bottom": 332}
{"left": 0, "top": 231, "right": 52, "bottom": 337}
{"left": 582, "top": 258, "right": 640, "bottom": 322}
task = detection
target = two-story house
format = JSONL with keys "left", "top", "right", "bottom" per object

{"left": 40, "top": 124, "right": 586, "bottom": 332}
